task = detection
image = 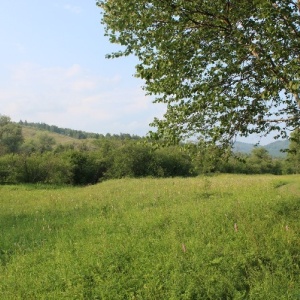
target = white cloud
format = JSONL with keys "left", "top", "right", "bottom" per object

{"left": 0, "top": 62, "right": 166, "bottom": 135}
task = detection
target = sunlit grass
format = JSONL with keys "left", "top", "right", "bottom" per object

{"left": 0, "top": 175, "right": 299, "bottom": 299}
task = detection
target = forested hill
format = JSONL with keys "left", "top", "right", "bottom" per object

{"left": 19, "top": 120, "right": 289, "bottom": 157}
{"left": 18, "top": 120, "right": 142, "bottom": 140}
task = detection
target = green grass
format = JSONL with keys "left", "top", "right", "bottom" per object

{"left": 0, "top": 175, "right": 300, "bottom": 299}
{"left": 22, "top": 126, "right": 95, "bottom": 147}
{"left": 21, "top": 127, "right": 78, "bottom": 144}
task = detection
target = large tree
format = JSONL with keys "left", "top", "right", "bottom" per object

{"left": 98, "top": 0, "right": 300, "bottom": 146}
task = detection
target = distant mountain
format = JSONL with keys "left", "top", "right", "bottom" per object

{"left": 233, "top": 141, "right": 255, "bottom": 154}
{"left": 233, "top": 140, "right": 289, "bottom": 158}
{"left": 264, "top": 140, "right": 289, "bottom": 158}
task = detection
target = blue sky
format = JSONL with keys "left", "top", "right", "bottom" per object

{"left": 0, "top": 1, "right": 276, "bottom": 144}
{"left": 0, "top": 1, "right": 165, "bottom": 136}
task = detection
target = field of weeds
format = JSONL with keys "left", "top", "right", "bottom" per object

{"left": 0, "top": 174, "right": 299, "bottom": 299}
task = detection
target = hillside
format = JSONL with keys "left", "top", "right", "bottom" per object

{"left": 20, "top": 121, "right": 289, "bottom": 157}
{"left": 19, "top": 121, "right": 141, "bottom": 141}
{"left": 233, "top": 140, "right": 289, "bottom": 157}
{"left": 264, "top": 140, "right": 289, "bottom": 157}
{"left": 22, "top": 126, "right": 83, "bottom": 145}
{"left": 232, "top": 141, "right": 255, "bottom": 154}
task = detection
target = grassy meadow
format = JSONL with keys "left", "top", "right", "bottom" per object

{"left": 21, "top": 127, "right": 79, "bottom": 145}
{"left": 0, "top": 174, "right": 299, "bottom": 299}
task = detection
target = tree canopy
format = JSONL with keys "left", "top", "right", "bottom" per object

{"left": 98, "top": 0, "right": 300, "bottom": 146}
{"left": 0, "top": 115, "right": 23, "bottom": 154}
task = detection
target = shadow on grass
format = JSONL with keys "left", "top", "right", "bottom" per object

{"left": 273, "top": 197, "right": 300, "bottom": 219}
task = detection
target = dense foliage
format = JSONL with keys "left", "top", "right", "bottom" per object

{"left": 0, "top": 116, "right": 299, "bottom": 185}
{"left": 98, "top": 0, "right": 300, "bottom": 146}
{"left": 285, "top": 128, "right": 300, "bottom": 173}
{"left": 0, "top": 115, "right": 23, "bottom": 155}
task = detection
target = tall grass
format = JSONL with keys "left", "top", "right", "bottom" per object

{"left": 0, "top": 175, "right": 299, "bottom": 299}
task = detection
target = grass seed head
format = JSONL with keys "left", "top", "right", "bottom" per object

{"left": 234, "top": 223, "right": 238, "bottom": 232}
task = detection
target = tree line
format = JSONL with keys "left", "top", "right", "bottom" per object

{"left": 0, "top": 115, "right": 299, "bottom": 185}
{"left": 19, "top": 120, "right": 141, "bottom": 140}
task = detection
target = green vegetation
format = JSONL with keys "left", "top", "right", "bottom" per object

{"left": 1, "top": 115, "right": 300, "bottom": 185}
{"left": 286, "top": 129, "right": 300, "bottom": 174}
{"left": 19, "top": 120, "right": 141, "bottom": 140}
{"left": 0, "top": 175, "right": 299, "bottom": 299}
{"left": 1, "top": 117, "right": 299, "bottom": 298}
{"left": 98, "top": 0, "right": 300, "bottom": 146}
{"left": 0, "top": 115, "right": 23, "bottom": 155}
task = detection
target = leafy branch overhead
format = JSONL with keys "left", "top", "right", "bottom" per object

{"left": 98, "top": 0, "right": 300, "bottom": 145}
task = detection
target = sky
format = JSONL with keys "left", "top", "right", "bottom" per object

{"left": 0, "top": 1, "right": 275, "bottom": 144}
{"left": 0, "top": 0, "right": 166, "bottom": 137}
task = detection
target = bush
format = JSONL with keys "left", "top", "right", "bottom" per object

{"left": 66, "top": 150, "right": 107, "bottom": 185}
{"left": 17, "top": 153, "right": 73, "bottom": 184}
{"left": 107, "top": 143, "right": 155, "bottom": 178}
{"left": 153, "top": 147, "right": 195, "bottom": 177}
{"left": 0, "top": 154, "right": 20, "bottom": 183}
{"left": 0, "top": 153, "right": 74, "bottom": 184}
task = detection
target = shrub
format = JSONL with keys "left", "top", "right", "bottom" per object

{"left": 17, "top": 153, "right": 73, "bottom": 184}
{"left": 107, "top": 143, "right": 155, "bottom": 178}
{"left": 153, "top": 147, "right": 194, "bottom": 177}
{"left": 66, "top": 150, "right": 107, "bottom": 185}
